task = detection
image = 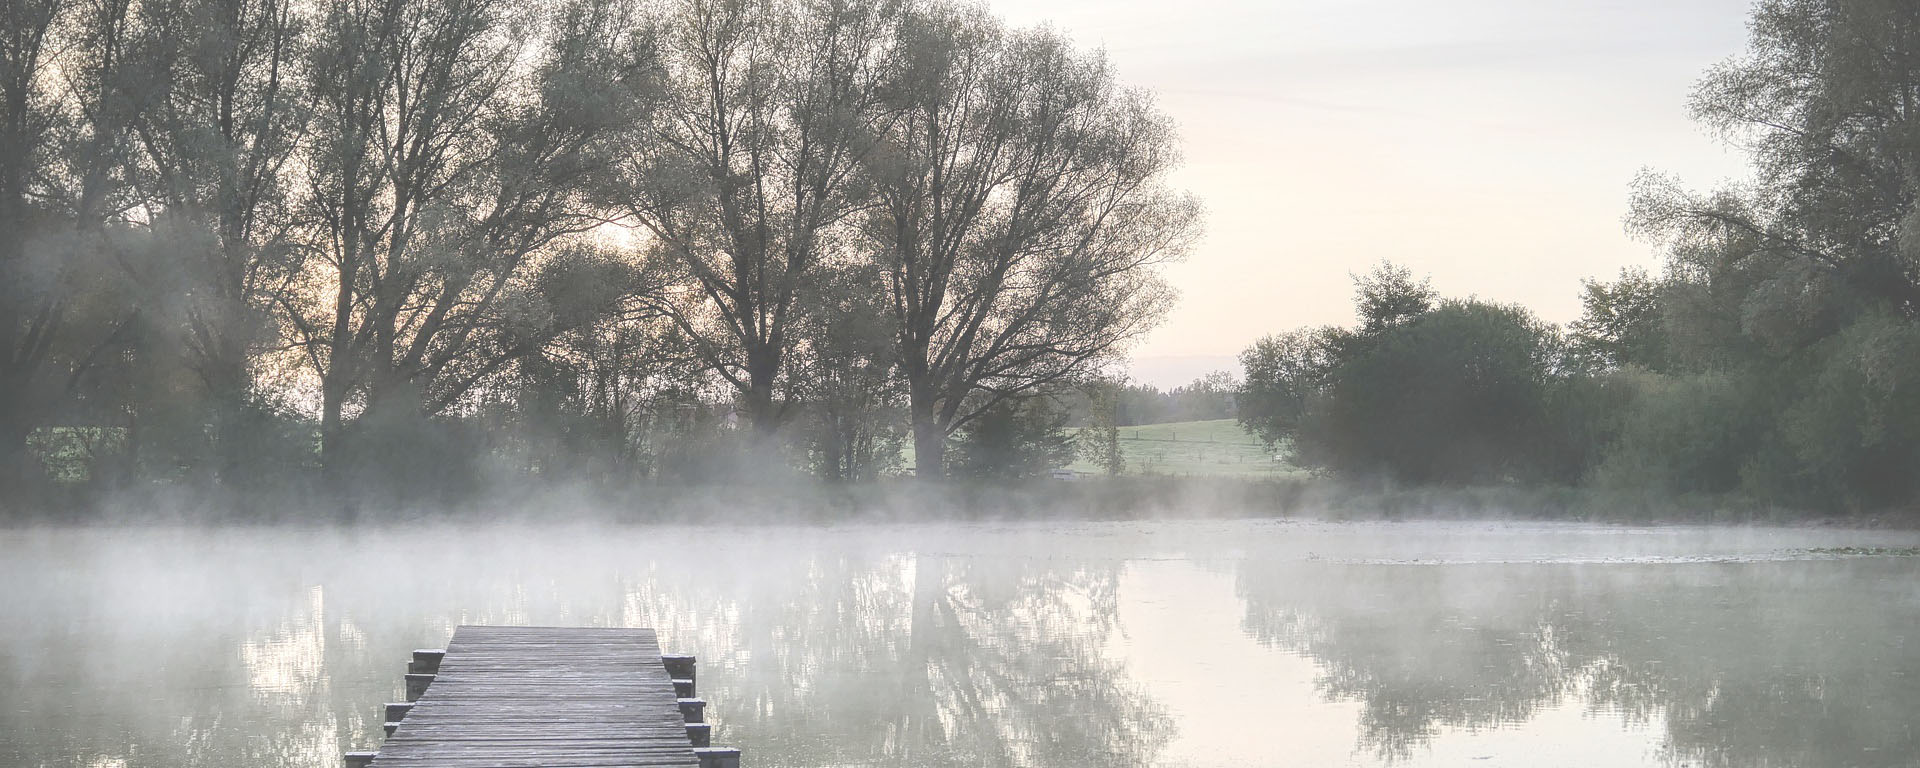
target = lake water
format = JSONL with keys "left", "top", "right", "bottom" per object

{"left": 3, "top": 520, "right": 1917, "bottom": 767}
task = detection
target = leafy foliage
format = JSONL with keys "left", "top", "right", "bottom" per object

{"left": 950, "top": 395, "right": 1078, "bottom": 481}
{"left": 1240, "top": 272, "right": 1564, "bottom": 486}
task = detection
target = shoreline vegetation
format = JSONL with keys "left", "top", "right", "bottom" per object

{"left": 8, "top": 475, "right": 1912, "bottom": 528}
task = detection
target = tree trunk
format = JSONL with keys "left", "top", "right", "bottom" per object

{"left": 202, "top": 342, "right": 251, "bottom": 484}
{"left": 320, "top": 232, "right": 359, "bottom": 483}
{"left": 1, "top": 131, "right": 34, "bottom": 497}
{"left": 0, "top": 285, "right": 26, "bottom": 489}
{"left": 318, "top": 345, "right": 351, "bottom": 494}
{"left": 820, "top": 412, "right": 845, "bottom": 482}
{"left": 319, "top": 388, "right": 344, "bottom": 470}
{"left": 910, "top": 389, "right": 945, "bottom": 480}
{"left": 745, "top": 346, "right": 780, "bottom": 438}
{"left": 0, "top": 400, "right": 31, "bottom": 496}
{"left": 0, "top": 256, "right": 49, "bottom": 496}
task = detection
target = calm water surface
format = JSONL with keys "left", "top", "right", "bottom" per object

{"left": 3, "top": 520, "right": 1917, "bottom": 767}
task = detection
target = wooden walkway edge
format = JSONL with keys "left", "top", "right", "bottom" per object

{"left": 345, "top": 626, "right": 740, "bottom": 768}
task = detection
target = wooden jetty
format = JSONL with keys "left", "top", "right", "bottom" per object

{"left": 345, "top": 626, "right": 739, "bottom": 768}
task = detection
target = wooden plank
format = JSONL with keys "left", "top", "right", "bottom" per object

{"left": 367, "top": 626, "right": 699, "bottom": 767}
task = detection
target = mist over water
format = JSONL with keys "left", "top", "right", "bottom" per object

{"left": 4, "top": 520, "right": 1916, "bottom": 768}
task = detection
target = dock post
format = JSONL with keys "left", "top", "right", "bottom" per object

{"left": 343, "top": 752, "right": 376, "bottom": 768}
{"left": 685, "top": 722, "right": 712, "bottom": 747}
{"left": 663, "top": 653, "right": 696, "bottom": 694}
{"left": 408, "top": 649, "right": 445, "bottom": 675}
{"left": 401, "top": 647, "right": 443, "bottom": 702}
{"left": 383, "top": 702, "right": 413, "bottom": 735}
{"left": 677, "top": 697, "right": 707, "bottom": 723}
{"left": 404, "top": 673, "right": 435, "bottom": 701}
{"left": 694, "top": 747, "right": 742, "bottom": 768}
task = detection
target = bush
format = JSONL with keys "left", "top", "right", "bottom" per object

{"left": 1302, "top": 300, "right": 1560, "bottom": 485}
{"left": 1591, "top": 371, "right": 1769, "bottom": 497}
{"left": 1760, "top": 312, "right": 1920, "bottom": 509}
{"left": 951, "top": 395, "right": 1078, "bottom": 480}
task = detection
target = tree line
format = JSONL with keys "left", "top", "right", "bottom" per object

{"left": 0, "top": 0, "right": 1197, "bottom": 506}
{"left": 1236, "top": 0, "right": 1920, "bottom": 514}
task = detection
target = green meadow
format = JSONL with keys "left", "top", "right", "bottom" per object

{"left": 1065, "top": 419, "right": 1305, "bottom": 478}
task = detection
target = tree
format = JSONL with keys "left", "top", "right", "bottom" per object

{"left": 948, "top": 392, "right": 1076, "bottom": 481}
{"left": 1166, "top": 370, "right": 1236, "bottom": 422}
{"left": 609, "top": 0, "right": 896, "bottom": 440}
{"left": 1352, "top": 260, "right": 1435, "bottom": 335}
{"left": 1630, "top": 0, "right": 1920, "bottom": 322}
{"left": 4, "top": 0, "right": 1211, "bottom": 503}
{"left": 489, "top": 245, "right": 686, "bottom": 483}
{"left": 289, "top": 0, "right": 659, "bottom": 483}
{"left": 863, "top": 4, "right": 1197, "bottom": 478}
{"left": 1767, "top": 311, "right": 1920, "bottom": 508}
{"left": 1, "top": 0, "right": 154, "bottom": 491}
{"left": 1236, "top": 326, "right": 1343, "bottom": 449}
{"left": 1238, "top": 261, "right": 1443, "bottom": 454}
{"left": 1081, "top": 378, "right": 1123, "bottom": 475}
{"left": 1318, "top": 301, "right": 1561, "bottom": 484}
{"left": 118, "top": 0, "right": 308, "bottom": 481}
{"left": 1568, "top": 267, "right": 1665, "bottom": 371}
{"left": 794, "top": 261, "right": 903, "bottom": 481}
{"left": 0, "top": 0, "right": 75, "bottom": 485}
{"left": 1613, "top": 0, "right": 1920, "bottom": 511}
{"left": 1237, "top": 281, "right": 1563, "bottom": 485}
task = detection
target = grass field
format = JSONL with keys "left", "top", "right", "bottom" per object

{"left": 1066, "top": 418, "right": 1304, "bottom": 478}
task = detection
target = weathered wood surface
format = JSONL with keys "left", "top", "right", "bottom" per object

{"left": 368, "top": 625, "right": 699, "bottom": 767}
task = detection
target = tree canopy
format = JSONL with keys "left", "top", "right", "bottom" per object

{"left": 0, "top": 0, "right": 1188, "bottom": 509}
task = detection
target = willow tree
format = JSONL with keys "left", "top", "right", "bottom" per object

{"left": 115, "top": 0, "right": 307, "bottom": 479}
{"left": 289, "top": 0, "right": 661, "bottom": 475}
{"left": 862, "top": 5, "right": 1198, "bottom": 478}
{"left": 0, "top": 0, "right": 70, "bottom": 482}
{"left": 1630, "top": 0, "right": 1920, "bottom": 321}
{"left": 1, "top": 0, "right": 152, "bottom": 487}
{"left": 609, "top": 0, "right": 897, "bottom": 439}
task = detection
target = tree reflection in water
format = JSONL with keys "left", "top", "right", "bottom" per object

{"left": 1235, "top": 558, "right": 1920, "bottom": 767}
{"left": 620, "top": 551, "right": 1172, "bottom": 768}
{"left": 9, "top": 525, "right": 1917, "bottom": 768}
{"left": 0, "top": 535, "right": 376, "bottom": 768}
{"left": 1, "top": 528, "right": 1172, "bottom": 768}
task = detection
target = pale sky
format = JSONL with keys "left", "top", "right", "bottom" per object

{"left": 988, "top": 0, "right": 1759, "bottom": 386}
